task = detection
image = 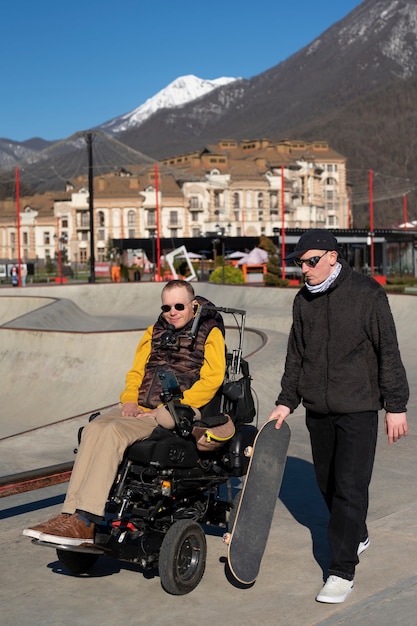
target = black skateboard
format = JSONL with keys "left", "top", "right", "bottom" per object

{"left": 227, "top": 419, "right": 290, "bottom": 584}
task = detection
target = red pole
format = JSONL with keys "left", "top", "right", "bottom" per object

{"left": 281, "top": 165, "right": 286, "bottom": 279}
{"left": 56, "top": 217, "right": 63, "bottom": 283}
{"left": 369, "top": 170, "right": 374, "bottom": 276}
{"left": 15, "top": 167, "right": 22, "bottom": 287}
{"left": 154, "top": 163, "right": 161, "bottom": 281}
{"left": 403, "top": 194, "right": 408, "bottom": 230}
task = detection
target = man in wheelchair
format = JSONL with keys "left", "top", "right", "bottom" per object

{"left": 23, "top": 279, "right": 229, "bottom": 547}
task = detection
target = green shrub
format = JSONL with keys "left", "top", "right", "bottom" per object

{"left": 209, "top": 265, "right": 245, "bottom": 284}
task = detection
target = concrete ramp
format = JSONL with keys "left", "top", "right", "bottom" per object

{"left": 1, "top": 295, "right": 149, "bottom": 332}
{"left": 1, "top": 284, "right": 417, "bottom": 626}
{"left": 0, "top": 283, "right": 414, "bottom": 441}
{"left": 0, "top": 287, "right": 269, "bottom": 439}
{"left": 0, "top": 296, "right": 55, "bottom": 325}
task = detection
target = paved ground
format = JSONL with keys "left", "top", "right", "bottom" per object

{"left": 0, "top": 282, "right": 416, "bottom": 625}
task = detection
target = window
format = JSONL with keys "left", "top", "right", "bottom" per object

{"left": 147, "top": 210, "right": 156, "bottom": 227}
{"left": 257, "top": 193, "right": 264, "bottom": 209}
{"left": 214, "top": 191, "right": 220, "bottom": 208}
{"left": 190, "top": 196, "right": 199, "bottom": 209}
{"left": 97, "top": 211, "right": 105, "bottom": 227}
{"left": 61, "top": 217, "right": 68, "bottom": 228}
{"left": 326, "top": 164, "right": 338, "bottom": 173}
{"left": 233, "top": 193, "right": 240, "bottom": 209}
{"left": 79, "top": 249, "right": 87, "bottom": 263}
{"left": 169, "top": 211, "right": 178, "bottom": 225}
{"left": 23, "top": 232, "right": 28, "bottom": 245}
{"left": 270, "top": 192, "right": 278, "bottom": 209}
{"left": 44, "top": 232, "right": 50, "bottom": 245}
{"left": 98, "top": 229, "right": 105, "bottom": 240}
{"left": 77, "top": 212, "right": 89, "bottom": 228}
{"left": 127, "top": 210, "right": 135, "bottom": 227}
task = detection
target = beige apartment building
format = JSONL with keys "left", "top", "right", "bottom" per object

{"left": 0, "top": 138, "right": 349, "bottom": 266}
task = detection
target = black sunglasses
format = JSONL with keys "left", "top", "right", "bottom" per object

{"left": 161, "top": 300, "right": 193, "bottom": 313}
{"left": 293, "top": 251, "right": 329, "bottom": 268}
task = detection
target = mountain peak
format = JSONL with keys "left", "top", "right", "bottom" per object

{"left": 100, "top": 74, "right": 238, "bottom": 135}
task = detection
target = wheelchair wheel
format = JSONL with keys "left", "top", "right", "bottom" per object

{"left": 159, "top": 520, "right": 207, "bottom": 595}
{"left": 56, "top": 549, "right": 99, "bottom": 575}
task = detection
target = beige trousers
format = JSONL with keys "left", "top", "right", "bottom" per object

{"left": 62, "top": 404, "right": 180, "bottom": 517}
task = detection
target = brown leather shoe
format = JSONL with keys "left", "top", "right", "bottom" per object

{"left": 39, "top": 513, "right": 95, "bottom": 546}
{"left": 23, "top": 513, "right": 71, "bottom": 540}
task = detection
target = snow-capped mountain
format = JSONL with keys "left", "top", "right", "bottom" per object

{"left": 99, "top": 74, "right": 238, "bottom": 135}
{"left": 112, "top": 0, "right": 417, "bottom": 161}
{"left": 3, "top": 0, "right": 417, "bottom": 228}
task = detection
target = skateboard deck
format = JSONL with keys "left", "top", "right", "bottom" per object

{"left": 227, "top": 419, "right": 290, "bottom": 584}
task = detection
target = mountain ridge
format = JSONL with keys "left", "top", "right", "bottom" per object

{"left": 2, "top": 0, "right": 417, "bottom": 227}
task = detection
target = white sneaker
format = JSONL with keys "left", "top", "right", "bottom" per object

{"left": 358, "top": 536, "right": 370, "bottom": 555}
{"left": 316, "top": 575, "right": 354, "bottom": 603}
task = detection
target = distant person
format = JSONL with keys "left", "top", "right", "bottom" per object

{"left": 23, "top": 280, "right": 226, "bottom": 546}
{"left": 21, "top": 265, "right": 27, "bottom": 287}
{"left": 268, "top": 229, "right": 408, "bottom": 604}
{"left": 10, "top": 265, "right": 18, "bottom": 287}
{"left": 111, "top": 264, "right": 121, "bottom": 282}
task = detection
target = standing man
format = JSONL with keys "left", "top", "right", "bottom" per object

{"left": 269, "top": 229, "right": 408, "bottom": 603}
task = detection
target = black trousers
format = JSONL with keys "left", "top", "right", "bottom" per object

{"left": 306, "top": 410, "right": 378, "bottom": 581}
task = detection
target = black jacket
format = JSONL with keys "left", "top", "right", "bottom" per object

{"left": 277, "top": 259, "right": 409, "bottom": 415}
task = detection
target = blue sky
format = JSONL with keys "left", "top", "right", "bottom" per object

{"left": 1, "top": 0, "right": 363, "bottom": 142}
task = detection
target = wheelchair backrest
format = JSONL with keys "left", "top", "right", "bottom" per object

{"left": 200, "top": 352, "right": 256, "bottom": 425}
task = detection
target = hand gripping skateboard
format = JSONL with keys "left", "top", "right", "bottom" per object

{"left": 226, "top": 419, "right": 291, "bottom": 584}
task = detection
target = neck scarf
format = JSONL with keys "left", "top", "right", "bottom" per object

{"left": 305, "top": 262, "right": 342, "bottom": 294}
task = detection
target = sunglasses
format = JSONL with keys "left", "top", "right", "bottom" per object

{"left": 293, "top": 251, "right": 329, "bottom": 268}
{"left": 161, "top": 300, "right": 193, "bottom": 313}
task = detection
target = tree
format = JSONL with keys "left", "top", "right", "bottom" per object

{"left": 259, "top": 236, "right": 284, "bottom": 286}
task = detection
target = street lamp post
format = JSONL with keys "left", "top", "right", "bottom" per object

{"left": 215, "top": 223, "right": 226, "bottom": 284}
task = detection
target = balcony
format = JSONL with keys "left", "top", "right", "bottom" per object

{"left": 167, "top": 219, "right": 182, "bottom": 228}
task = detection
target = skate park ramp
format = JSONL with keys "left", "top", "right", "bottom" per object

{"left": 0, "top": 283, "right": 292, "bottom": 440}
{"left": 0, "top": 281, "right": 415, "bottom": 449}
{"left": 1, "top": 283, "right": 417, "bottom": 626}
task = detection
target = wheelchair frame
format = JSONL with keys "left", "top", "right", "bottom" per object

{"left": 38, "top": 306, "right": 258, "bottom": 595}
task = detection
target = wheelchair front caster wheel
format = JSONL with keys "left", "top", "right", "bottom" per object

{"left": 159, "top": 520, "right": 207, "bottom": 595}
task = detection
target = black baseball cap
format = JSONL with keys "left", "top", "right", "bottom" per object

{"left": 284, "top": 229, "right": 339, "bottom": 261}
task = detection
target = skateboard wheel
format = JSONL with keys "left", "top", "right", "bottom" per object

{"left": 244, "top": 446, "right": 253, "bottom": 457}
{"left": 223, "top": 533, "right": 231, "bottom": 545}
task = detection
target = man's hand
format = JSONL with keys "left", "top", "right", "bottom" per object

{"left": 385, "top": 412, "right": 408, "bottom": 444}
{"left": 268, "top": 404, "right": 291, "bottom": 429}
{"left": 121, "top": 402, "right": 142, "bottom": 417}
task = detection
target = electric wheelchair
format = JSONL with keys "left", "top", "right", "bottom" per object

{"left": 38, "top": 306, "right": 258, "bottom": 595}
